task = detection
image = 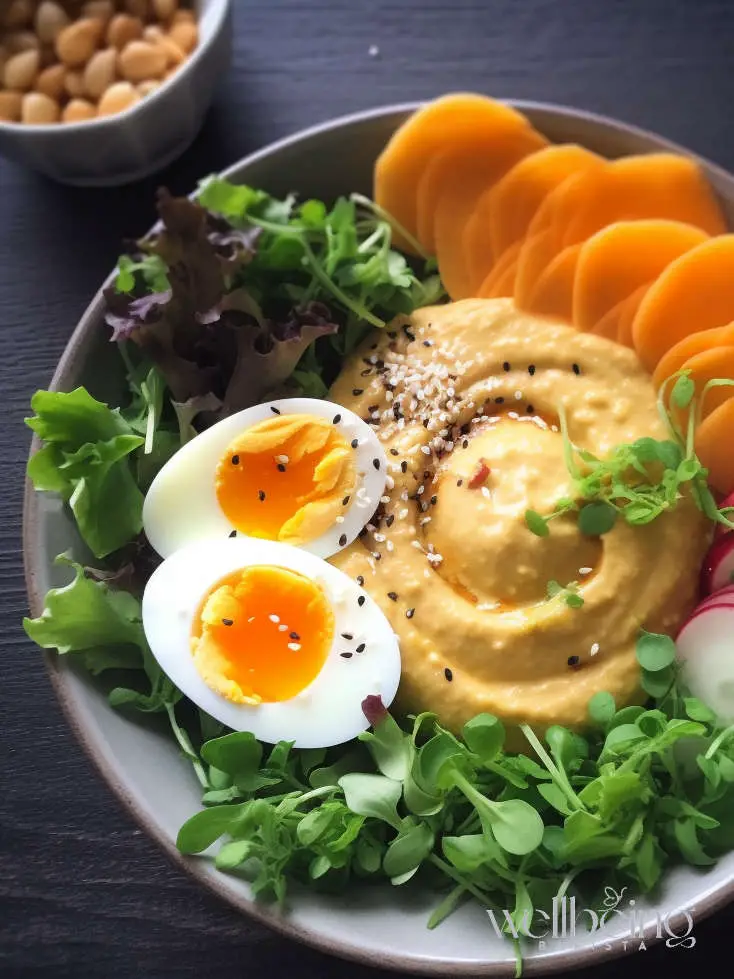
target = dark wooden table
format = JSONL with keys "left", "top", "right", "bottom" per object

{"left": 3, "top": 1, "right": 734, "bottom": 975}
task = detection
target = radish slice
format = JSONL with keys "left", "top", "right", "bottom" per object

{"left": 677, "top": 603, "right": 734, "bottom": 722}
{"left": 701, "top": 533, "right": 734, "bottom": 596}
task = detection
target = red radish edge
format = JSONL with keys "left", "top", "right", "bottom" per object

{"left": 700, "top": 534, "right": 734, "bottom": 597}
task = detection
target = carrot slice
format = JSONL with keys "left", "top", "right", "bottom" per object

{"left": 514, "top": 229, "right": 558, "bottom": 309}
{"left": 590, "top": 296, "right": 629, "bottom": 340}
{"left": 561, "top": 154, "right": 727, "bottom": 248}
{"left": 478, "top": 253, "right": 519, "bottom": 298}
{"left": 616, "top": 284, "right": 652, "bottom": 347}
{"left": 632, "top": 236, "right": 734, "bottom": 372}
{"left": 696, "top": 399, "right": 734, "bottom": 496}
{"left": 476, "top": 242, "right": 520, "bottom": 296}
{"left": 572, "top": 220, "right": 709, "bottom": 332}
{"left": 671, "top": 347, "right": 734, "bottom": 427}
{"left": 425, "top": 127, "right": 547, "bottom": 298}
{"left": 653, "top": 323, "right": 734, "bottom": 389}
{"left": 520, "top": 243, "right": 582, "bottom": 320}
{"left": 463, "top": 144, "right": 599, "bottom": 295}
{"left": 374, "top": 94, "right": 533, "bottom": 253}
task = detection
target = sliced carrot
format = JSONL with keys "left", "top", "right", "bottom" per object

{"left": 374, "top": 94, "right": 533, "bottom": 253}
{"left": 653, "top": 323, "right": 734, "bottom": 389}
{"left": 561, "top": 154, "right": 727, "bottom": 248}
{"left": 520, "top": 243, "right": 582, "bottom": 320}
{"left": 616, "top": 283, "right": 652, "bottom": 347}
{"left": 463, "top": 144, "right": 599, "bottom": 295}
{"left": 632, "top": 236, "right": 734, "bottom": 372}
{"left": 590, "top": 296, "right": 629, "bottom": 340}
{"left": 696, "top": 399, "right": 734, "bottom": 496}
{"left": 476, "top": 242, "right": 520, "bottom": 296}
{"left": 478, "top": 253, "right": 519, "bottom": 298}
{"left": 431, "top": 128, "right": 548, "bottom": 300}
{"left": 514, "top": 228, "right": 558, "bottom": 309}
{"left": 572, "top": 220, "right": 709, "bottom": 332}
{"left": 671, "top": 347, "right": 734, "bottom": 428}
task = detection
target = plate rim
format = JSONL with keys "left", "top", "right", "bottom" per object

{"left": 22, "top": 98, "right": 734, "bottom": 977}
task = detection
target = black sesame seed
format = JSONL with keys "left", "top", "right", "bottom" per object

{"left": 341, "top": 632, "right": 353, "bottom": 640}
{"left": 528, "top": 364, "right": 536, "bottom": 376}
{"left": 370, "top": 343, "right": 378, "bottom": 349}
{"left": 340, "top": 652, "right": 353, "bottom": 659}
{"left": 277, "top": 463, "right": 286, "bottom": 472}
{"left": 228, "top": 530, "right": 237, "bottom": 538}
{"left": 358, "top": 595, "right": 366, "bottom": 606}
{"left": 401, "top": 461, "right": 408, "bottom": 473}
{"left": 258, "top": 490, "right": 266, "bottom": 501}
{"left": 462, "top": 439, "right": 469, "bottom": 449}
{"left": 423, "top": 470, "right": 430, "bottom": 479}
{"left": 270, "top": 406, "right": 281, "bottom": 414}
{"left": 360, "top": 368, "right": 372, "bottom": 376}
{"left": 430, "top": 495, "right": 437, "bottom": 506}
{"left": 387, "top": 330, "right": 397, "bottom": 339}
{"left": 356, "top": 576, "right": 365, "bottom": 586}
{"left": 290, "top": 632, "right": 300, "bottom": 641}
{"left": 339, "top": 533, "right": 347, "bottom": 547}
{"left": 423, "top": 418, "right": 430, "bottom": 428}
{"left": 495, "top": 396, "right": 505, "bottom": 404}
{"left": 353, "top": 388, "right": 364, "bottom": 396}
{"left": 351, "top": 438, "right": 359, "bottom": 449}
{"left": 457, "top": 478, "right": 463, "bottom": 487}
{"left": 526, "top": 404, "right": 534, "bottom": 414}
{"left": 390, "top": 448, "right": 399, "bottom": 456}
{"left": 503, "top": 361, "right": 511, "bottom": 372}
{"left": 231, "top": 454, "right": 240, "bottom": 465}
{"left": 373, "top": 458, "right": 381, "bottom": 470}
{"left": 222, "top": 618, "right": 234, "bottom": 627}
{"left": 406, "top": 608, "right": 415, "bottom": 619}
{"left": 386, "top": 514, "right": 395, "bottom": 528}
{"left": 572, "top": 363, "right": 581, "bottom": 375}
{"left": 333, "top": 413, "right": 342, "bottom": 424}
{"left": 567, "top": 655, "right": 580, "bottom": 667}
{"left": 403, "top": 326, "right": 416, "bottom": 342}
{"left": 356, "top": 643, "right": 366, "bottom": 653}
{"left": 387, "top": 592, "right": 398, "bottom": 601}
{"left": 375, "top": 552, "right": 382, "bottom": 561}
{"left": 368, "top": 404, "right": 379, "bottom": 413}
{"left": 342, "top": 495, "right": 350, "bottom": 506}
{"left": 423, "top": 340, "right": 433, "bottom": 347}
{"left": 444, "top": 667, "right": 453, "bottom": 682}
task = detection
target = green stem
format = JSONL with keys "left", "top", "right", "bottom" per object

{"left": 705, "top": 724, "right": 734, "bottom": 760}
{"left": 164, "top": 702, "right": 209, "bottom": 790}
{"left": 350, "top": 193, "right": 431, "bottom": 260}
{"left": 519, "top": 725, "right": 584, "bottom": 812}
{"left": 300, "top": 240, "right": 386, "bottom": 329}
{"left": 428, "top": 854, "right": 494, "bottom": 905}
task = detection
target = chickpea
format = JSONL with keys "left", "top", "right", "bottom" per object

{"left": 62, "top": 97, "right": 96, "bottom": 122}
{"left": 84, "top": 46, "right": 117, "bottom": 98}
{"left": 106, "top": 13, "right": 143, "bottom": 50}
{"left": 56, "top": 18, "right": 104, "bottom": 68}
{"left": 152, "top": 0, "right": 178, "bottom": 20}
{"left": 63, "top": 69, "right": 85, "bottom": 98}
{"left": 35, "top": 2, "right": 70, "bottom": 44}
{"left": 22, "top": 91, "right": 61, "bottom": 124}
{"left": 0, "top": 89, "right": 22, "bottom": 121}
{"left": 35, "top": 62, "right": 66, "bottom": 100}
{"left": 119, "top": 40, "right": 167, "bottom": 82}
{"left": 97, "top": 79, "right": 141, "bottom": 116}
{"left": 4, "top": 48, "right": 40, "bottom": 90}
{"left": 138, "top": 79, "right": 160, "bottom": 96}
{"left": 5, "top": 31, "right": 40, "bottom": 54}
{"left": 124, "top": 0, "right": 149, "bottom": 18}
{"left": 81, "top": 1, "right": 115, "bottom": 24}
{"left": 168, "top": 19, "right": 197, "bottom": 54}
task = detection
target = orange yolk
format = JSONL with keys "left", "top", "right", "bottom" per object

{"left": 215, "top": 413, "right": 357, "bottom": 545}
{"left": 191, "top": 564, "right": 335, "bottom": 704}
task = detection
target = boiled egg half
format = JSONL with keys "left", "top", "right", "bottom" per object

{"left": 142, "top": 536, "right": 401, "bottom": 747}
{"left": 143, "top": 398, "right": 387, "bottom": 560}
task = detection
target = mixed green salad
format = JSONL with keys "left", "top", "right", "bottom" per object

{"left": 23, "top": 176, "right": 734, "bottom": 974}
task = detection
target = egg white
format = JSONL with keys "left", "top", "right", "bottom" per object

{"left": 143, "top": 398, "right": 387, "bottom": 561}
{"left": 141, "top": 536, "right": 401, "bottom": 748}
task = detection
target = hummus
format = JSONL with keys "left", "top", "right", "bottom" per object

{"left": 329, "top": 298, "right": 709, "bottom": 734}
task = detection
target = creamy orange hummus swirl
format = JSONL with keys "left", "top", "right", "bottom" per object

{"left": 329, "top": 298, "right": 709, "bottom": 734}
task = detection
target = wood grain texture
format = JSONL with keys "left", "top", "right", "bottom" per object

{"left": 3, "top": 0, "right": 734, "bottom": 975}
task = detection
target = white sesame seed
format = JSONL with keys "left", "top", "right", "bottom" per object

{"left": 278, "top": 624, "right": 288, "bottom": 632}
{"left": 420, "top": 516, "right": 432, "bottom": 525}
{"left": 269, "top": 614, "right": 280, "bottom": 623}
{"left": 590, "top": 642, "right": 600, "bottom": 656}
{"left": 288, "top": 643, "right": 301, "bottom": 652}
{"left": 401, "top": 490, "right": 409, "bottom": 502}
{"left": 481, "top": 486, "right": 491, "bottom": 499}
{"left": 335, "top": 515, "right": 345, "bottom": 524}
{"left": 380, "top": 495, "right": 390, "bottom": 504}
{"left": 421, "top": 445, "right": 431, "bottom": 455}
{"left": 374, "top": 533, "right": 386, "bottom": 543}
{"left": 399, "top": 507, "right": 409, "bottom": 520}
{"left": 411, "top": 540, "right": 423, "bottom": 550}
{"left": 385, "top": 475, "right": 395, "bottom": 490}
{"left": 275, "top": 454, "right": 289, "bottom": 464}
{"left": 579, "top": 566, "right": 593, "bottom": 575}
{"left": 514, "top": 391, "right": 523, "bottom": 400}
{"left": 417, "top": 485, "right": 425, "bottom": 495}
{"left": 386, "top": 540, "right": 394, "bottom": 552}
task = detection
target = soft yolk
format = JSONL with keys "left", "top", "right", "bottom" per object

{"left": 191, "top": 565, "right": 335, "bottom": 704}
{"left": 215, "top": 414, "right": 357, "bottom": 545}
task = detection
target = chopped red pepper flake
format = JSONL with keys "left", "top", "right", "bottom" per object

{"left": 468, "top": 458, "right": 491, "bottom": 489}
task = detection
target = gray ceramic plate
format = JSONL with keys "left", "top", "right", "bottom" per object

{"left": 23, "top": 101, "right": 734, "bottom": 976}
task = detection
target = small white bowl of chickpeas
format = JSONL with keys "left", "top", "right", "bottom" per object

{"left": 0, "top": 0, "right": 231, "bottom": 184}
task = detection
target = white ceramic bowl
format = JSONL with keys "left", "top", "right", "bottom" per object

{"left": 0, "top": 0, "right": 231, "bottom": 186}
{"left": 23, "top": 103, "right": 734, "bottom": 975}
